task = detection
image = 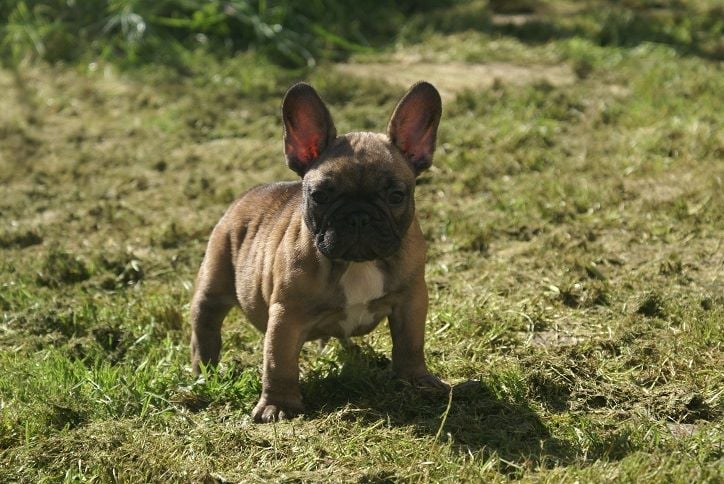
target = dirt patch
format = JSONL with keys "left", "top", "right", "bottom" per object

{"left": 168, "top": 138, "right": 267, "bottom": 166}
{"left": 625, "top": 170, "right": 693, "bottom": 205}
{"left": 528, "top": 330, "right": 586, "bottom": 347}
{"left": 491, "top": 14, "right": 537, "bottom": 26}
{"left": 666, "top": 423, "right": 698, "bottom": 438}
{"left": 335, "top": 61, "right": 575, "bottom": 100}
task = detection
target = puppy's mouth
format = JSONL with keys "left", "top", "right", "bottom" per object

{"left": 326, "top": 247, "right": 377, "bottom": 262}
{"left": 314, "top": 229, "right": 400, "bottom": 262}
{"left": 308, "top": 199, "right": 405, "bottom": 261}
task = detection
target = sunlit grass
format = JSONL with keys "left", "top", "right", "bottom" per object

{"left": 1, "top": 0, "right": 722, "bottom": 481}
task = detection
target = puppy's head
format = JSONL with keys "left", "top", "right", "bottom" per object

{"left": 281, "top": 82, "right": 442, "bottom": 262}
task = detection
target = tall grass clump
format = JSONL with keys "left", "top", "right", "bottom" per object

{"left": 0, "top": 0, "right": 456, "bottom": 67}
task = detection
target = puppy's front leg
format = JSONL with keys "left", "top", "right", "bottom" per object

{"left": 389, "top": 274, "right": 448, "bottom": 391}
{"left": 252, "top": 303, "right": 306, "bottom": 422}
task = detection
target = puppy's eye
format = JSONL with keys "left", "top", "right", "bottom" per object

{"left": 311, "top": 190, "right": 330, "bottom": 204}
{"left": 388, "top": 190, "right": 405, "bottom": 204}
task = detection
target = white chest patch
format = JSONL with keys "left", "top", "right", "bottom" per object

{"left": 339, "top": 262, "right": 385, "bottom": 336}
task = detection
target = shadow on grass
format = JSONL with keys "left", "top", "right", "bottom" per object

{"left": 302, "top": 345, "right": 572, "bottom": 472}
{"left": 490, "top": 13, "right": 721, "bottom": 62}
{"left": 413, "top": 2, "right": 723, "bottom": 62}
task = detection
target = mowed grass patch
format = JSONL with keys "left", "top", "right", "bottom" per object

{"left": 1, "top": 3, "right": 722, "bottom": 481}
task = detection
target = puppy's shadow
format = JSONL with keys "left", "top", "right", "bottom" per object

{"left": 302, "top": 344, "right": 571, "bottom": 471}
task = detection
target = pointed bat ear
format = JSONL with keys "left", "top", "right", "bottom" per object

{"left": 282, "top": 83, "right": 337, "bottom": 177}
{"left": 387, "top": 81, "right": 442, "bottom": 176}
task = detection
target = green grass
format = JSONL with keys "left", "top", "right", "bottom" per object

{"left": 1, "top": 1, "right": 723, "bottom": 481}
{"left": 0, "top": 0, "right": 454, "bottom": 67}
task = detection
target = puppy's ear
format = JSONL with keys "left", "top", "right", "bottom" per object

{"left": 282, "top": 83, "right": 337, "bottom": 177}
{"left": 387, "top": 81, "right": 442, "bottom": 176}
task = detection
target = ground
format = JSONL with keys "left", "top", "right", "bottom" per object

{"left": 0, "top": 1, "right": 722, "bottom": 482}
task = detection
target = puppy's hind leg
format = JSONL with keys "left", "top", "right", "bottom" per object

{"left": 191, "top": 293, "right": 234, "bottom": 375}
{"left": 190, "top": 230, "right": 236, "bottom": 376}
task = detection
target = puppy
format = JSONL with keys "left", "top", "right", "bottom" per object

{"left": 190, "top": 81, "right": 446, "bottom": 422}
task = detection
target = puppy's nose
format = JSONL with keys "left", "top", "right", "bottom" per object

{"left": 347, "top": 211, "right": 370, "bottom": 228}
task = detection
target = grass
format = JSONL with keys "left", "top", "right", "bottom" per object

{"left": 1, "top": 0, "right": 722, "bottom": 481}
{"left": 0, "top": 0, "right": 453, "bottom": 67}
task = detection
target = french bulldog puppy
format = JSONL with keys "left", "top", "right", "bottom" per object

{"left": 190, "top": 81, "right": 446, "bottom": 422}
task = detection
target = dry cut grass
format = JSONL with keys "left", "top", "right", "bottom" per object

{"left": 1, "top": 1, "right": 722, "bottom": 482}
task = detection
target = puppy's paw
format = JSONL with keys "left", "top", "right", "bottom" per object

{"left": 396, "top": 368, "right": 450, "bottom": 394}
{"left": 251, "top": 398, "right": 304, "bottom": 423}
{"left": 411, "top": 372, "right": 451, "bottom": 394}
